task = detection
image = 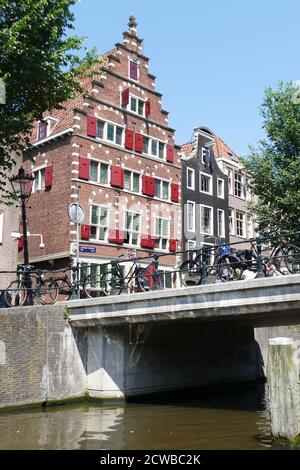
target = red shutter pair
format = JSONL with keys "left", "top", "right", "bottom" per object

{"left": 141, "top": 235, "right": 155, "bottom": 249}
{"left": 45, "top": 166, "right": 53, "bottom": 189}
{"left": 125, "top": 129, "right": 143, "bottom": 153}
{"left": 142, "top": 175, "right": 155, "bottom": 197}
{"left": 171, "top": 183, "right": 179, "bottom": 203}
{"left": 130, "top": 61, "right": 138, "bottom": 80}
{"left": 166, "top": 144, "right": 175, "bottom": 163}
{"left": 111, "top": 166, "right": 124, "bottom": 188}
{"left": 108, "top": 229, "right": 124, "bottom": 244}
{"left": 87, "top": 115, "right": 97, "bottom": 138}
{"left": 79, "top": 157, "right": 90, "bottom": 180}
{"left": 169, "top": 239, "right": 177, "bottom": 252}
{"left": 81, "top": 224, "right": 90, "bottom": 240}
{"left": 121, "top": 88, "right": 129, "bottom": 106}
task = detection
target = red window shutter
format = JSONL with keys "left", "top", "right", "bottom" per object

{"left": 130, "top": 61, "right": 138, "bottom": 80}
{"left": 148, "top": 237, "right": 155, "bottom": 249}
{"left": 169, "top": 239, "right": 177, "bottom": 252}
{"left": 142, "top": 175, "right": 148, "bottom": 195}
{"left": 111, "top": 166, "right": 124, "bottom": 188}
{"left": 81, "top": 224, "right": 90, "bottom": 240}
{"left": 167, "top": 144, "right": 175, "bottom": 163}
{"left": 148, "top": 177, "right": 155, "bottom": 197}
{"left": 18, "top": 236, "right": 24, "bottom": 252}
{"left": 125, "top": 129, "right": 134, "bottom": 150}
{"left": 45, "top": 165, "right": 53, "bottom": 189}
{"left": 108, "top": 229, "right": 124, "bottom": 244}
{"left": 135, "top": 133, "right": 143, "bottom": 153}
{"left": 87, "top": 115, "right": 97, "bottom": 137}
{"left": 141, "top": 235, "right": 149, "bottom": 248}
{"left": 121, "top": 88, "right": 129, "bottom": 106}
{"left": 79, "top": 157, "right": 90, "bottom": 180}
{"left": 145, "top": 99, "right": 151, "bottom": 117}
{"left": 171, "top": 183, "right": 179, "bottom": 203}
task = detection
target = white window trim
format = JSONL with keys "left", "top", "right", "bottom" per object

{"left": 0, "top": 210, "right": 3, "bottom": 244}
{"left": 217, "top": 209, "right": 225, "bottom": 238}
{"left": 236, "top": 210, "right": 246, "bottom": 238}
{"left": 124, "top": 210, "right": 141, "bottom": 247}
{"left": 154, "top": 178, "right": 170, "bottom": 201}
{"left": 227, "top": 168, "right": 233, "bottom": 195}
{"left": 201, "top": 147, "right": 210, "bottom": 165}
{"left": 199, "top": 172, "right": 213, "bottom": 195}
{"left": 89, "top": 159, "right": 110, "bottom": 185}
{"left": 149, "top": 138, "right": 166, "bottom": 160}
{"left": 234, "top": 172, "right": 245, "bottom": 200}
{"left": 89, "top": 204, "right": 110, "bottom": 243}
{"left": 154, "top": 216, "right": 170, "bottom": 251}
{"left": 32, "top": 165, "right": 47, "bottom": 193}
{"left": 186, "top": 200, "right": 196, "bottom": 233}
{"left": 217, "top": 178, "right": 225, "bottom": 199}
{"left": 186, "top": 167, "right": 195, "bottom": 190}
{"left": 96, "top": 119, "right": 125, "bottom": 147}
{"left": 124, "top": 169, "right": 141, "bottom": 194}
{"left": 200, "top": 204, "right": 214, "bottom": 236}
{"left": 228, "top": 208, "right": 235, "bottom": 236}
{"left": 200, "top": 242, "right": 214, "bottom": 267}
{"left": 128, "top": 94, "right": 145, "bottom": 117}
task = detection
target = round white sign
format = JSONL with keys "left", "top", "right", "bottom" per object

{"left": 68, "top": 203, "right": 85, "bottom": 224}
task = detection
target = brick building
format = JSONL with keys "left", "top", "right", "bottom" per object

{"left": 21, "top": 16, "right": 181, "bottom": 285}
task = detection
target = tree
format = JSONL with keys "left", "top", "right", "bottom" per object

{"left": 0, "top": 0, "right": 100, "bottom": 194}
{"left": 243, "top": 81, "right": 300, "bottom": 237}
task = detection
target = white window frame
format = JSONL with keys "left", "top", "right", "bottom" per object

{"left": 186, "top": 200, "right": 195, "bottom": 232}
{"left": 154, "top": 178, "right": 170, "bottom": 200}
{"left": 217, "top": 178, "right": 224, "bottom": 199}
{"left": 32, "top": 165, "right": 47, "bottom": 193}
{"left": 200, "top": 204, "right": 214, "bottom": 236}
{"left": 236, "top": 210, "right": 245, "bottom": 238}
{"left": 124, "top": 169, "right": 140, "bottom": 193}
{"left": 202, "top": 148, "right": 210, "bottom": 165}
{"left": 90, "top": 204, "right": 110, "bottom": 242}
{"left": 89, "top": 159, "right": 109, "bottom": 185}
{"left": 199, "top": 172, "right": 213, "bottom": 195}
{"left": 227, "top": 168, "right": 233, "bottom": 195}
{"left": 154, "top": 217, "right": 170, "bottom": 251}
{"left": 187, "top": 239, "right": 197, "bottom": 260}
{"left": 128, "top": 94, "right": 145, "bottom": 117}
{"left": 124, "top": 210, "right": 141, "bottom": 246}
{"left": 96, "top": 119, "right": 124, "bottom": 147}
{"left": 201, "top": 242, "right": 214, "bottom": 267}
{"left": 228, "top": 208, "right": 235, "bottom": 235}
{"left": 0, "top": 210, "right": 3, "bottom": 244}
{"left": 186, "top": 167, "right": 195, "bottom": 190}
{"left": 234, "top": 172, "right": 244, "bottom": 199}
{"left": 217, "top": 209, "right": 225, "bottom": 238}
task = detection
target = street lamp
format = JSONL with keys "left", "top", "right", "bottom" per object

{"left": 9, "top": 167, "right": 35, "bottom": 304}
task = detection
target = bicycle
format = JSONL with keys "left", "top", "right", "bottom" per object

{"left": 179, "top": 239, "right": 242, "bottom": 287}
{"left": 4, "top": 265, "right": 58, "bottom": 307}
{"left": 50, "top": 265, "right": 105, "bottom": 301}
{"left": 98, "top": 255, "right": 160, "bottom": 295}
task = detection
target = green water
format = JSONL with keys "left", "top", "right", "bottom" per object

{"left": 0, "top": 383, "right": 275, "bottom": 450}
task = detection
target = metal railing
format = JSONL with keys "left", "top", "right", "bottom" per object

{"left": 1, "top": 230, "right": 300, "bottom": 307}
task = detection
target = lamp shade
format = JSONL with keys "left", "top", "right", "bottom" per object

{"left": 9, "top": 167, "right": 34, "bottom": 199}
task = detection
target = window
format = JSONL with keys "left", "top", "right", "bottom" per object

{"left": 143, "top": 137, "right": 149, "bottom": 154}
{"left": 187, "top": 240, "right": 196, "bottom": 260}
{"left": 154, "top": 179, "right": 169, "bottom": 200}
{"left": 129, "top": 96, "right": 145, "bottom": 116}
{"left": 245, "top": 178, "right": 251, "bottom": 201}
{"left": 96, "top": 120, "right": 123, "bottom": 146}
{"left": 38, "top": 121, "right": 48, "bottom": 140}
{"left": 217, "top": 179, "right": 224, "bottom": 198}
{"left": 90, "top": 205, "right": 109, "bottom": 241}
{"left": 124, "top": 170, "right": 140, "bottom": 193}
{"left": 187, "top": 201, "right": 195, "bottom": 232}
{"left": 234, "top": 173, "right": 244, "bottom": 198}
{"left": 227, "top": 168, "right": 233, "bottom": 194}
{"left": 217, "top": 209, "right": 225, "bottom": 237}
{"left": 201, "top": 243, "right": 214, "bottom": 267}
{"left": 200, "top": 205, "right": 213, "bottom": 235}
{"left": 236, "top": 210, "right": 245, "bottom": 237}
{"left": 200, "top": 172, "right": 212, "bottom": 194}
{"left": 151, "top": 139, "right": 158, "bottom": 156}
{"left": 0, "top": 210, "right": 3, "bottom": 244}
{"left": 158, "top": 142, "right": 165, "bottom": 159}
{"left": 202, "top": 148, "right": 210, "bottom": 165}
{"left": 228, "top": 208, "right": 234, "bottom": 235}
{"left": 124, "top": 211, "right": 140, "bottom": 245}
{"left": 90, "top": 161, "right": 109, "bottom": 184}
{"left": 33, "top": 167, "right": 46, "bottom": 192}
{"left": 187, "top": 168, "right": 195, "bottom": 190}
{"left": 154, "top": 217, "right": 169, "bottom": 250}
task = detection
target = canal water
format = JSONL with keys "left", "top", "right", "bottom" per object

{"left": 0, "top": 382, "right": 291, "bottom": 450}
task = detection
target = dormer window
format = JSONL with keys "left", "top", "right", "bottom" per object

{"left": 37, "top": 116, "right": 58, "bottom": 141}
{"left": 38, "top": 121, "right": 47, "bottom": 140}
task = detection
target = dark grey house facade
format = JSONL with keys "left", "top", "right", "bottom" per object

{"left": 181, "top": 127, "right": 229, "bottom": 260}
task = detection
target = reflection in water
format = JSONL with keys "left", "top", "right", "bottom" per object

{"left": 0, "top": 383, "right": 281, "bottom": 450}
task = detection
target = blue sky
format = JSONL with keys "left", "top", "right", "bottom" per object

{"left": 72, "top": 0, "right": 300, "bottom": 155}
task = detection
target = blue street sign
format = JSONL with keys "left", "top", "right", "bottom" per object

{"left": 79, "top": 246, "right": 96, "bottom": 253}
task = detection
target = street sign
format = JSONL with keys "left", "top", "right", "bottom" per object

{"left": 79, "top": 246, "right": 96, "bottom": 253}
{"left": 68, "top": 203, "right": 84, "bottom": 224}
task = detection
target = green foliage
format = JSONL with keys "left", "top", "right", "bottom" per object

{"left": 0, "top": 0, "right": 101, "bottom": 195}
{"left": 243, "top": 81, "right": 300, "bottom": 236}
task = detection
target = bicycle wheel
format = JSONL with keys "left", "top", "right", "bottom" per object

{"left": 84, "top": 271, "right": 124, "bottom": 297}
{"left": 274, "top": 244, "right": 300, "bottom": 274}
{"left": 136, "top": 267, "right": 157, "bottom": 292}
{"left": 40, "top": 279, "right": 58, "bottom": 305}
{"left": 216, "top": 255, "right": 242, "bottom": 282}
{"left": 4, "top": 280, "right": 27, "bottom": 307}
{"left": 55, "top": 278, "right": 72, "bottom": 301}
{"left": 179, "top": 260, "right": 203, "bottom": 287}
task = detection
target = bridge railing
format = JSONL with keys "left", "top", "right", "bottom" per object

{"left": 2, "top": 230, "right": 300, "bottom": 306}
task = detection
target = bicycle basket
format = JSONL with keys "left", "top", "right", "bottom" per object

{"left": 219, "top": 244, "right": 231, "bottom": 256}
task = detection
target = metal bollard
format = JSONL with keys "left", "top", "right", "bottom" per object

{"left": 153, "top": 254, "right": 160, "bottom": 290}
{"left": 111, "top": 260, "right": 117, "bottom": 295}
{"left": 256, "top": 236, "right": 265, "bottom": 278}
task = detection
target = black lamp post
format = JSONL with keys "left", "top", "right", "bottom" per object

{"left": 9, "top": 167, "right": 35, "bottom": 304}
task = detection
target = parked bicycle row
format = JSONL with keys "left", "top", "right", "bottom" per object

{"left": 1, "top": 232, "right": 300, "bottom": 307}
